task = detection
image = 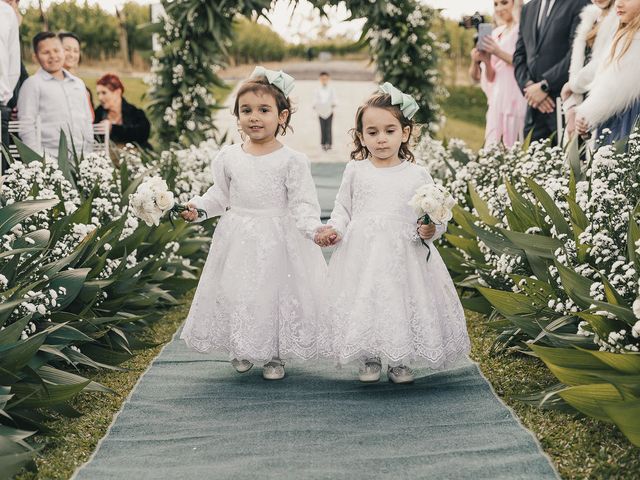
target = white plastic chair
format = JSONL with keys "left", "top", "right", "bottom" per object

{"left": 92, "top": 122, "right": 111, "bottom": 158}
{"left": 6, "top": 116, "right": 41, "bottom": 162}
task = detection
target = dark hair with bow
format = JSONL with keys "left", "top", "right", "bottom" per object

{"left": 232, "top": 76, "right": 294, "bottom": 137}
{"left": 350, "top": 92, "right": 416, "bottom": 162}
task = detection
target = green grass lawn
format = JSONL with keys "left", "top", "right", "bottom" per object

{"left": 438, "top": 85, "right": 487, "bottom": 151}
{"left": 82, "top": 76, "right": 149, "bottom": 109}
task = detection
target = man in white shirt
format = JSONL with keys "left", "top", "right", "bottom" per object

{"left": 18, "top": 32, "right": 93, "bottom": 158}
{"left": 313, "top": 72, "right": 337, "bottom": 151}
{"left": 0, "top": 0, "right": 21, "bottom": 158}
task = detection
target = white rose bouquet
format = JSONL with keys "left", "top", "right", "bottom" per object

{"left": 129, "top": 176, "right": 206, "bottom": 227}
{"left": 408, "top": 182, "right": 456, "bottom": 261}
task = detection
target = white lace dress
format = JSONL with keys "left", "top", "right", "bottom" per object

{"left": 319, "top": 159, "right": 470, "bottom": 368}
{"left": 180, "top": 144, "right": 327, "bottom": 363}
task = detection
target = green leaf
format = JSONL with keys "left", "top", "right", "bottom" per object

{"left": 0, "top": 332, "right": 48, "bottom": 384}
{"left": 567, "top": 197, "right": 589, "bottom": 231}
{"left": 0, "top": 316, "right": 32, "bottom": 346}
{"left": 0, "top": 446, "right": 37, "bottom": 479}
{"left": 559, "top": 383, "right": 624, "bottom": 421}
{"left": 504, "top": 179, "right": 541, "bottom": 231}
{"left": 477, "top": 287, "right": 540, "bottom": 316}
{"left": 468, "top": 183, "right": 499, "bottom": 226}
{"left": 554, "top": 261, "right": 594, "bottom": 309}
{"left": 525, "top": 177, "right": 572, "bottom": 236}
{"left": 48, "top": 268, "right": 90, "bottom": 309}
{"left": 445, "top": 233, "right": 485, "bottom": 262}
{"left": 471, "top": 224, "right": 523, "bottom": 258}
{"left": 37, "top": 365, "right": 114, "bottom": 394}
{"left": 56, "top": 130, "right": 77, "bottom": 190}
{"left": 583, "top": 348, "right": 640, "bottom": 374}
{"left": 628, "top": 203, "right": 640, "bottom": 269}
{"left": 500, "top": 229, "right": 563, "bottom": 259}
{"left": 603, "top": 399, "right": 640, "bottom": 447}
{"left": 565, "top": 135, "right": 582, "bottom": 182}
{"left": 8, "top": 378, "right": 91, "bottom": 408}
{"left": 460, "top": 296, "right": 493, "bottom": 315}
{"left": 582, "top": 298, "right": 638, "bottom": 326}
{"left": 0, "top": 199, "right": 58, "bottom": 237}
{"left": 529, "top": 344, "right": 607, "bottom": 370}
{"left": 9, "top": 134, "right": 43, "bottom": 164}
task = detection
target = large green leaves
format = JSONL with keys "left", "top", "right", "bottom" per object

{"left": 0, "top": 199, "right": 58, "bottom": 237}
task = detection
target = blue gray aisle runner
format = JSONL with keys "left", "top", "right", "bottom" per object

{"left": 73, "top": 164, "right": 558, "bottom": 480}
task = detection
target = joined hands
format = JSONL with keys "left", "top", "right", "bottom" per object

{"left": 314, "top": 226, "right": 340, "bottom": 247}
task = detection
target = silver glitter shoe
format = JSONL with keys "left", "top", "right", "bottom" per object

{"left": 358, "top": 357, "right": 382, "bottom": 383}
{"left": 263, "top": 359, "right": 285, "bottom": 380}
{"left": 231, "top": 358, "right": 253, "bottom": 373}
{"left": 387, "top": 365, "right": 415, "bottom": 384}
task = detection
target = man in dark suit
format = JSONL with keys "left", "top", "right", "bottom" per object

{"left": 514, "top": 0, "right": 590, "bottom": 141}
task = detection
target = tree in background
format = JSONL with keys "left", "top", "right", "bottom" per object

{"left": 229, "top": 17, "right": 288, "bottom": 65}
{"left": 19, "top": 0, "right": 151, "bottom": 64}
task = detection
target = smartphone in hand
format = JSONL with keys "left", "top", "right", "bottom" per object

{"left": 477, "top": 23, "right": 493, "bottom": 52}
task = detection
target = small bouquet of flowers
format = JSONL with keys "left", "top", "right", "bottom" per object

{"left": 129, "top": 176, "right": 206, "bottom": 226}
{"left": 408, "top": 182, "right": 456, "bottom": 261}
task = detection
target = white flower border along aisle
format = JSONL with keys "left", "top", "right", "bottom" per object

{"left": 414, "top": 129, "right": 640, "bottom": 447}
{"left": 147, "top": 0, "right": 444, "bottom": 147}
{"left": 0, "top": 137, "right": 221, "bottom": 475}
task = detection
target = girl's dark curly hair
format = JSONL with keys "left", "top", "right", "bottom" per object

{"left": 350, "top": 92, "right": 416, "bottom": 162}
{"left": 232, "top": 76, "right": 294, "bottom": 137}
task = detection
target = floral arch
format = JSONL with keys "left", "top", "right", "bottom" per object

{"left": 148, "top": 0, "right": 443, "bottom": 147}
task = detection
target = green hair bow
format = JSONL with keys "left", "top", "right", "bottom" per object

{"left": 379, "top": 82, "right": 419, "bottom": 120}
{"left": 251, "top": 66, "right": 295, "bottom": 98}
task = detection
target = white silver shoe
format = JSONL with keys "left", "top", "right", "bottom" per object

{"left": 231, "top": 358, "right": 253, "bottom": 373}
{"left": 358, "top": 357, "right": 382, "bottom": 383}
{"left": 388, "top": 365, "right": 414, "bottom": 384}
{"left": 263, "top": 359, "right": 285, "bottom": 380}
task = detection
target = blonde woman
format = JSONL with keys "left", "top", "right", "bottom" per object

{"left": 470, "top": 0, "right": 527, "bottom": 147}
{"left": 576, "top": 0, "right": 640, "bottom": 142}
{"left": 561, "top": 0, "right": 618, "bottom": 137}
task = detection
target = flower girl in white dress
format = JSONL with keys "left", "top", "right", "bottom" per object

{"left": 315, "top": 84, "right": 470, "bottom": 384}
{"left": 180, "top": 67, "right": 326, "bottom": 380}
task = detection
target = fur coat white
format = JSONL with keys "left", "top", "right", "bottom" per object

{"left": 568, "top": 5, "right": 619, "bottom": 94}
{"left": 576, "top": 30, "right": 640, "bottom": 127}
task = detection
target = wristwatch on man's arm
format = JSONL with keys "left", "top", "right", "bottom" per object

{"left": 540, "top": 79, "right": 550, "bottom": 94}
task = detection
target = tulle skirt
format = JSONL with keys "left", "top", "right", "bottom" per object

{"left": 180, "top": 209, "right": 327, "bottom": 363}
{"left": 318, "top": 216, "right": 470, "bottom": 368}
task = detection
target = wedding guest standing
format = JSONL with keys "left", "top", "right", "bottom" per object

{"left": 18, "top": 32, "right": 93, "bottom": 158}
{"left": 313, "top": 71, "right": 337, "bottom": 151}
{"left": 514, "top": 0, "right": 591, "bottom": 141}
{"left": 469, "top": 0, "right": 527, "bottom": 147}
{"left": 59, "top": 31, "right": 95, "bottom": 120}
{"left": 561, "top": 1, "right": 618, "bottom": 138}
{"left": 576, "top": 0, "right": 640, "bottom": 143}
{"left": 0, "top": 0, "right": 20, "bottom": 157}
{"left": 94, "top": 73, "right": 151, "bottom": 150}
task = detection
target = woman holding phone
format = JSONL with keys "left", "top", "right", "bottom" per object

{"left": 469, "top": 0, "right": 526, "bottom": 147}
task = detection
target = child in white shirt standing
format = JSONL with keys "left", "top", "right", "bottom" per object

{"left": 313, "top": 71, "right": 337, "bottom": 151}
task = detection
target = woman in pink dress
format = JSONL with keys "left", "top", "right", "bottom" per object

{"left": 469, "top": 0, "right": 527, "bottom": 147}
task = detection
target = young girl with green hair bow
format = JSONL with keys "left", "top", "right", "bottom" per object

{"left": 180, "top": 66, "right": 326, "bottom": 381}
{"left": 315, "top": 83, "right": 470, "bottom": 384}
